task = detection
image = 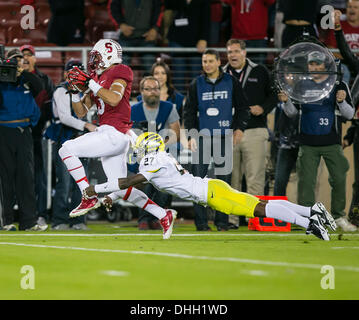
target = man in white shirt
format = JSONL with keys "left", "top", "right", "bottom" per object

{"left": 47, "top": 59, "right": 97, "bottom": 230}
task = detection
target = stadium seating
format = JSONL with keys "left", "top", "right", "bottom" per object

{"left": 64, "top": 50, "right": 85, "bottom": 64}
{"left": 35, "top": 50, "right": 63, "bottom": 67}
{"left": 1, "top": 1, "right": 118, "bottom": 46}
{"left": 0, "top": 3, "right": 22, "bottom": 28}
{"left": 0, "top": 0, "right": 119, "bottom": 84}
{"left": 8, "top": 25, "right": 47, "bottom": 45}
{"left": 36, "top": 3, "right": 52, "bottom": 28}
{"left": 0, "top": 28, "right": 6, "bottom": 45}
{"left": 0, "top": 3, "right": 21, "bottom": 15}
{"left": 85, "top": 2, "right": 116, "bottom": 44}
{"left": 33, "top": 0, "right": 49, "bottom": 4}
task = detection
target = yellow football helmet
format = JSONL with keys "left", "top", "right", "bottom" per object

{"left": 134, "top": 132, "right": 165, "bottom": 160}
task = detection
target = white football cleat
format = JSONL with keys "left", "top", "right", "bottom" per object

{"left": 306, "top": 214, "right": 330, "bottom": 241}
{"left": 311, "top": 202, "right": 337, "bottom": 231}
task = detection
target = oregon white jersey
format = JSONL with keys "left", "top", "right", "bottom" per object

{"left": 139, "top": 152, "right": 209, "bottom": 205}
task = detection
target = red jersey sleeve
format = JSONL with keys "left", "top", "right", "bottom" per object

{"left": 106, "top": 64, "right": 133, "bottom": 84}
{"left": 91, "top": 64, "right": 133, "bottom": 134}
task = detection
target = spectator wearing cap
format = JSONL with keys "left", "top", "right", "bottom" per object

{"left": 277, "top": 50, "right": 357, "bottom": 232}
{"left": 20, "top": 44, "right": 56, "bottom": 228}
{"left": 308, "top": 51, "right": 325, "bottom": 63}
{"left": 6, "top": 49, "right": 24, "bottom": 70}
{"left": 44, "top": 60, "right": 97, "bottom": 230}
{"left": 0, "top": 48, "right": 46, "bottom": 231}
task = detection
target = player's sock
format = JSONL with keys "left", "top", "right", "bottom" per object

{"left": 59, "top": 147, "right": 89, "bottom": 192}
{"left": 111, "top": 187, "right": 166, "bottom": 220}
{"left": 268, "top": 200, "right": 311, "bottom": 218}
{"left": 265, "top": 202, "right": 309, "bottom": 229}
{"left": 106, "top": 192, "right": 119, "bottom": 202}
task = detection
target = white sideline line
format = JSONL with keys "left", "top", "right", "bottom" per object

{"left": 1, "top": 241, "right": 359, "bottom": 273}
{"left": 0, "top": 233, "right": 358, "bottom": 237}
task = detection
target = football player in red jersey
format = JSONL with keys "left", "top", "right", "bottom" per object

{"left": 60, "top": 39, "right": 176, "bottom": 239}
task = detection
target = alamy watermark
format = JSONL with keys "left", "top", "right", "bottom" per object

{"left": 20, "top": 265, "right": 35, "bottom": 290}
{"left": 320, "top": 5, "right": 335, "bottom": 30}
{"left": 130, "top": 128, "right": 234, "bottom": 176}
{"left": 20, "top": 5, "right": 35, "bottom": 30}
{"left": 320, "top": 265, "right": 335, "bottom": 290}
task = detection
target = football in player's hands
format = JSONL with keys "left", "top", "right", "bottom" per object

{"left": 68, "top": 66, "right": 91, "bottom": 93}
{"left": 72, "top": 82, "right": 89, "bottom": 93}
{"left": 67, "top": 84, "right": 80, "bottom": 94}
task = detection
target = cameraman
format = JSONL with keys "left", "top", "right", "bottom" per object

{"left": 278, "top": 50, "right": 356, "bottom": 232}
{"left": 0, "top": 48, "right": 47, "bottom": 231}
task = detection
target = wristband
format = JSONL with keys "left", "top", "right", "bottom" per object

{"left": 89, "top": 79, "right": 103, "bottom": 96}
{"left": 71, "top": 93, "right": 81, "bottom": 103}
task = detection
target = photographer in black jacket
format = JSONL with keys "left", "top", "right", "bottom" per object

{"left": 334, "top": 9, "right": 359, "bottom": 227}
{"left": 223, "top": 39, "right": 277, "bottom": 228}
{"left": 0, "top": 48, "right": 47, "bottom": 231}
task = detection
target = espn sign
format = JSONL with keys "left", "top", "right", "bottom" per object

{"left": 202, "top": 91, "right": 228, "bottom": 101}
{"left": 248, "top": 196, "right": 291, "bottom": 232}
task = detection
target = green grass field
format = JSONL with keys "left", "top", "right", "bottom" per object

{"left": 1, "top": 221, "right": 358, "bottom": 300}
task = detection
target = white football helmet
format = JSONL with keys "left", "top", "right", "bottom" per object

{"left": 88, "top": 39, "right": 123, "bottom": 76}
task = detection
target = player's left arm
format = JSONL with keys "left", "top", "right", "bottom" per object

{"left": 89, "top": 78, "right": 127, "bottom": 107}
{"left": 118, "top": 174, "right": 147, "bottom": 190}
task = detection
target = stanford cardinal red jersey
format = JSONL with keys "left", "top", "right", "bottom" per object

{"left": 91, "top": 64, "right": 133, "bottom": 133}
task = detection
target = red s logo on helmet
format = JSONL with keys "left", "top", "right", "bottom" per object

{"left": 105, "top": 43, "right": 113, "bottom": 53}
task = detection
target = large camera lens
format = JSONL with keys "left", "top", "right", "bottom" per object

{"left": 275, "top": 42, "right": 338, "bottom": 103}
